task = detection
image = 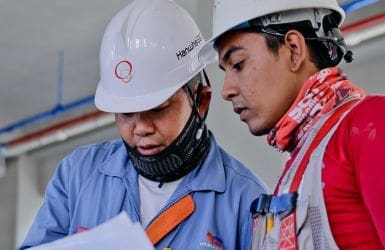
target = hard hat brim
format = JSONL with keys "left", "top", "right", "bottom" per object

{"left": 95, "top": 65, "right": 205, "bottom": 113}
{"left": 198, "top": 39, "right": 218, "bottom": 65}
{"left": 95, "top": 81, "right": 180, "bottom": 113}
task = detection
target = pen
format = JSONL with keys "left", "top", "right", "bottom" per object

{"left": 266, "top": 213, "right": 274, "bottom": 234}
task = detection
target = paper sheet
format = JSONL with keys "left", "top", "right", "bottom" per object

{"left": 30, "top": 212, "right": 154, "bottom": 250}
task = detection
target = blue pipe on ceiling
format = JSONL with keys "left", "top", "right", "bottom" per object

{"left": 0, "top": 95, "right": 95, "bottom": 135}
{"left": 0, "top": 50, "right": 96, "bottom": 136}
{"left": 341, "top": 0, "right": 380, "bottom": 13}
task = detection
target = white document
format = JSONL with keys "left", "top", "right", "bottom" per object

{"left": 30, "top": 212, "right": 154, "bottom": 250}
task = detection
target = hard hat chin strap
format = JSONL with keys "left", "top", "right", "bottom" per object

{"left": 185, "top": 69, "right": 211, "bottom": 140}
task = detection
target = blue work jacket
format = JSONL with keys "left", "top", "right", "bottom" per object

{"left": 20, "top": 135, "right": 268, "bottom": 250}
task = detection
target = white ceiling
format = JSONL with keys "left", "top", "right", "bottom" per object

{"left": 0, "top": 0, "right": 384, "bottom": 145}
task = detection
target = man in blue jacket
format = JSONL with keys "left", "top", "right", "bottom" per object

{"left": 20, "top": 0, "right": 268, "bottom": 249}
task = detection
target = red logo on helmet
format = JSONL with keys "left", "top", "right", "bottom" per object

{"left": 115, "top": 60, "right": 133, "bottom": 83}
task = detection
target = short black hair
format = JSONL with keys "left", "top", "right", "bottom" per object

{"left": 259, "top": 21, "right": 337, "bottom": 69}
{"left": 215, "top": 20, "right": 338, "bottom": 69}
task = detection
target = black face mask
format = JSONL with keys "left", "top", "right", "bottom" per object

{"left": 124, "top": 110, "right": 211, "bottom": 183}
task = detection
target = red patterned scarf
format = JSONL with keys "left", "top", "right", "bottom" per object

{"left": 267, "top": 67, "right": 365, "bottom": 152}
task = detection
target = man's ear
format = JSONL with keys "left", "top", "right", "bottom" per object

{"left": 284, "top": 30, "right": 307, "bottom": 72}
{"left": 197, "top": 85, "right": 212, "bottom": 117}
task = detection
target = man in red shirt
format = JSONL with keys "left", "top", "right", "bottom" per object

{"left": 199, "top": 0, "right": 385, "bottom": 249}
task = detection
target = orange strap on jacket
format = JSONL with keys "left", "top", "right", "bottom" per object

{"left": 145, "top": 194, "right": 195, "bottom": 246}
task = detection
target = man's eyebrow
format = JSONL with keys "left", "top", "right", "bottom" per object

{"left": 221, "top": 46, "right": 243, "bottom": 65}
{"left": 219, "top": 46, "right": 244, "bottom": 70}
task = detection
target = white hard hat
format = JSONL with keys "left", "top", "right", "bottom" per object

{"left": 95, "top": 0, "right": 206, "bottom": 113}
{"left": 199, "top": 0, "right": 345, "bottom": 64}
